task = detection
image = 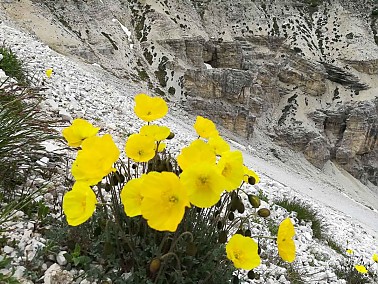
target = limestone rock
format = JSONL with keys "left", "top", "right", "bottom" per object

{"left": 43, "top": 263, "right": 73, "bottom": 284}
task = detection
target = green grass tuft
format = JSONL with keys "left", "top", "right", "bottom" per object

{"left": 275, "top": 198, "right": 324, "bottom": 239}
{"left": 0, "top": 46, "right": 28, "bottom": 85}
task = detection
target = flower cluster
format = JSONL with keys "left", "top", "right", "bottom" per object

{"left": 345, "top": 246, "right": 378, "bottom": 277}
{"left": 61, "top": 93, "right": 296, "bottom": 279}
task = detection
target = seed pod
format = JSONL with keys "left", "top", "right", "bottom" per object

{"left": 230, "top": 196, "right": 240, "bottom": 212}
{"left": 228, "top": 212, "right": 235, "bottom": 221}
{"left": 257, "top": 208, "right": 270, "bottom": 218}
{"left": 248, "top": 176, "right": 256, "bottom": 185}
{"left": 218, "top": 231, "right": 227, "bottom": 243}
{"left": 248, "top": 194, "right": 261, "bottom": 208}
{"left": 149, "top": 258, "right": 161, "bottom": 274}
{"left": 186, "top": 242, "right": 197, "bottom": 256}
{"left": 247, "top": 270, "right": 255, "bottom": 279}
{"left": 167, "top": 132, "right": 175, "bottom": 139}
{"left": 236, "top": 201, "right": 245, "bottom": 214}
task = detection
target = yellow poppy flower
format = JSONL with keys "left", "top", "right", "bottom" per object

{"left": 140, "top": 172, "right": 190, "bottom": 232}
{"left": 134, "top": 93, "right": 168, "bottom": 122}
{"left": 277, "top": 218, "right": 296, "bottom": 262}
{"left": 140, "top": 125, "right": 171, "bottom": 141}
{"left": 156, "top": 142, "right": 166, "bottom": 152}
{"left": 354, "top": 265, "right": 368, "bottom": 274}
{"left": 125, "top": 133, "right": 156, "bottom": 162}
{"left": 217, "top": 150, "right": 244, "bottom": 191}
{"left": 45, "top": 68, "right": 53, "bottom": 78}
{"left": 72, "top": 134, "right": 120, "bottom": 185}
{"left": 180, "top": 162, "right": 225, "bottom": 208}
{"left": 243, "top": 166, "right": 260, "bottom": 184}
{"left": 208, "top": 135, "right": 230, "bottom": 155}
{"left": 346, "top": 249, "right": 354, "bottom": 255}
{"left": 62, "top": 182, "right": 97, "bottom": 226}
{"left": 177, "top": 139, "right": 216, "bottom": 171}
{"left": 373, "top": 253, "right": 378, "bottom": 263}
{"left": 226, "top": 234, "right": 261, "bottom": 270}
{"left": 120, "top": 176, "right": 145, "bottom": 217}
{"left": 193, "top": 116, "right": 219, "bottom": 139}
{"left": 62, "top": 118, "right": 100, "bottom": 147}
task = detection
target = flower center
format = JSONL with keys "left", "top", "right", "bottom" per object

{"left": 169, "top": 196, "right": 178, "bottom": 204}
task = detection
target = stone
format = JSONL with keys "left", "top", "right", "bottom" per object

{"left": 56, "top": 251, "right": 68, "bottom": 266}
{"left": 58, "top": 109, "right": 73, "bottom": 122}
{"left": 3, "top": 246, "right": 14, "bottom": 254}
{"left": 44, "top": 263, "right": 73, "bottom": 284}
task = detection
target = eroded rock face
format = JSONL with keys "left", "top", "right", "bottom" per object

{"left": 2, "top": 0, "right": 377, "bottom": 185}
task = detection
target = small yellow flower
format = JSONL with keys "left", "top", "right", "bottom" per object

{"left": 217, "top": 150, "right": 244, "bottom": 191}
{"left": 45, "top": 68, "right": 53, "bottom": 78}
{"left": 208, "top": 135, "right": 230, "bottom": 155}
{"left": 120, "top": 176, "right": 145, "bottom": 217}
{"left": 354, "top": 265, "right": 368, "bottom": 274}
{"left": 373, "top": 253, "right": 378, "bottom": 263}
{"left": 180, "top": 162, "right": 225, "bottom": 208}
{"left": 141, "top": 172, "right": 190, "bottom": 232}
{"left": 177, "top": 139, "right": 216, "bottom": 171}
{"left": 140, "top": 125, "right": 171, "bottom": 141}
{"left": 72, "top": 134, "right": 120, "bottom": 185}
{"left": 277, "top": 218, "right": 296, "bottom": 263}
{"left": 134, "top": 94, "right": 168, "bottom": 122}
{"left": 62, "top": 182, "right": 97, "bottom": 226}
{"left": 62, "top": 118, "right": 100, "bottom": 147}
{"left": 346, "top": 249, "right": 354, "bottom": 255}
{"left": 226, "top": 234, "right": 261, "bottom": 270}
{"left": 125, "top": 133, "right": 156, "bottom": 162}
{"left": 193, "top": 116, "right": 218, "bottom": 139}
{"left": 243, "top": 166, "right": 260, "bottom": 184}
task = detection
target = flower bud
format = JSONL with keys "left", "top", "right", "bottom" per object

{"left": 149, "top": 258, "right": 161, "bottom": 274}
{"left": 257, "top": 208, "right": 270, "bottom": 217}
{"left": 105, "top": 183, "right": 112, "bottom": 192}
{"left": 248, "top": 194, "right": 261, "bottom": 208}
{"left": 244, "top": 229, "right": 251, "bottom": 237}
{"left": 247, "top": 270, "right": 255, "bottom": 280}
{"left": 167, "top": 132, "right": 175, "bottom": 139}
{"left": 228, "top": 212, "right": 235, "bottom": 221}
{"left": 248, "top": 176, "right": 256, "bottom": 185}
{"left": 236, "top": 201, "right": 245, "bottom": 214}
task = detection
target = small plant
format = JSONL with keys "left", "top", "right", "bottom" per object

{"left": 0, "top": 256, "right": 20, "bottom": 284}
{"left": 0, "top": 80, "right": 56, "bottom": 193}
{"left": 0, "top": 46, "right": 28, "bottom": 85}
{"left": 275, "top": 198, "right": 324, "bottom": 239}
{"left": 333, "top": 248, "right": 377, "bottom": 284}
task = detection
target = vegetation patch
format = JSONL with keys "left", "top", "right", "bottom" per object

{"left": 274, "top": 198, "right": 324, "bottom": 239}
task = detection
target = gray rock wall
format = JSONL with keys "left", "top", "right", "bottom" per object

{"left": 2, "top": 0, "right": 377, "bottom": 185}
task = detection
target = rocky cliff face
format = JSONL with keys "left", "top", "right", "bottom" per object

{"left": 1, "top": 0, "right": 377, "bottom": 186}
